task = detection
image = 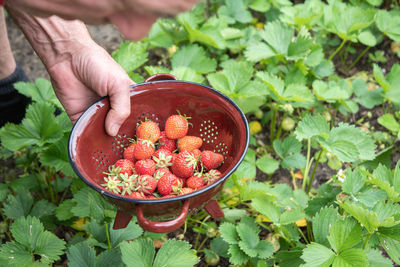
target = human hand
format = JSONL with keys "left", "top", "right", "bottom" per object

{"left": 8, "top": 0, "right": 202, "bottom": 40}
{"left": 48, "top": 42, "right": 133, "bottom": 136}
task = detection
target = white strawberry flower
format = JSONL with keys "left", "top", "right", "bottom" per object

{"left": 337, "top": 169, "right": 346, "bottom": 183}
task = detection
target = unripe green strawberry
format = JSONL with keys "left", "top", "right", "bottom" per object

{"left": 281, "top": 117, "right": 295, "bottom": 131}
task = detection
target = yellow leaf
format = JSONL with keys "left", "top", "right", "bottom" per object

{"left": 71, "top": 218, "right": 88, "bottom": 231}
{"left": 256, "top": 214, "right": 271, "bottom": 223}
{"left": 296, "top": 217, "right": 307, "bottom": 227}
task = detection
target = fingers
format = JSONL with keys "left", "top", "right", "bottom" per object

{"left": 104, "top": 76, "right": 133, "bottom": 136}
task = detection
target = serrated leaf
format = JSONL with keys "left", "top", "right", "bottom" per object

{"left": 170, "top": 67, "right": 204, "bottom": 83}
{"left": 376, "top": 10, "right": 400, "bottom": 43}
{"left": 301, "top": 243, "right": 335, "bottom": 267}
{"left": 35, "top": 231, "right": 66, "bottom": 264}
{"left": 281, "top": 153, "right": 307, "bottom": 170}
{"left": 333, "top": 248, "right": 368, "bottom": 267}
{"left": 96, "top": 248, "right": 123, "bottom": 267}
{"left": 357, "top": 188, "right": 387, "bottom": 208}
{"left": 144, "top": 66, "right": 171, "bottom": 76}
{"left": 56, "top": 199, "right": 76, "bottom": 221}
{"left": 237, "top": 223, "right": 260, "bottom": 257}
{"left": 287, "top": 28, "right": 313, "bottom": 60}
{"left": 153, "top": 239, "right": 199, "bottom": 267}
{"left": 66, "top": 242, "right": 96, "bottom": 267}
{"left": 120, "top": 238, "right": 155, "bottom": 267}
{"left": 239, "top": 181, "right": 276, "bottom": 201}
{"left": 40, "top": 133, "right": 75, "bottom": 177}
{"left": 0, "top": 103, "right": 63, "bottom": 151}
{"left": 367, "top": 249, "right": 393, "bottom": 267}
{"left": 294, "top": 114, "right": 330, "bottom": 141}
{"left": 0, "top": 184, "right": 8, "bottom": 202}
{"left": 245, "top": 42, "right": 276, "bottom": 61}
{"left": 218, "top": 0, "right": 253, "bottom": 24}
{"left": 228, "top": 244, "right": 249, "bottom": 265}
{"left": 342, "top": 168, "right": 366, "bottom": 195}
{"left": 312, "top": 206, "right": 341, "bottom": 247}
{"left": 3, "top": 191, "right": 33, "bottom": 219}
{"left": 251, "top": 196, "right": 280, "bottom": 224}
{"left": 0, "top": 242, "right": 33, "bottom": 266}
{"left": 378, "top": 114, "right": 400, "bottom": 133}
{"left": 30, "top": 200, "right": 56, "bottom": 219}
{"left": 11, "top": 216, "right": 44, "bottom": 250}
{"left": 255, "top": 240, "right": 274, "bottom": 259}
{"left": 273, "top": 136, "right": 302, "bottom": 158}
{"left": 256, "top": 155, "right": 279, "bottom": 174}
{"left": 379, "top": 235, "right": 400, "bottom": 264}
{"left": 373, "top": 64, "right": 391, "bottom": 92}
{"left": 259, "top": 20, "right": 294, "bottom": 55}
{"left": 339, "top": 201, "right": 379, "bottom": 233}
{"left": 358, "top": 30, "right": 377, "bottom": 46}
{"left": 280, "top": 208, "right": 305, "bottom": 225}
{"left": 275, "top": 249, "right": 304, "bottom": 267}
{"left": 171, "top": 44, "right": 216, "bottom": 74}
{"left": 312, "top": 80, "right": 351, "bottom": 102}
{"left": 109, "top": 220, "right": 143, "bottom": 248}
{"left": 353, "top": 78, "right": 383, "bottom": 109}
{"left": 210, "top": 237, "right": 230, "bottom": 258}
{"left": 14, "top": 78, "right": 62, "bottom": 109}
{"left": 112, "top": 41, "right": 148, "bottom": 73}
{"left": 327, "top": 218, "right": 362, "bottom": 253}
{"left": 219, "top": 223, "right": 240, "bottom": 244}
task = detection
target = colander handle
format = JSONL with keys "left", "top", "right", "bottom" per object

{"left": 145, "top": 73, "right": 178, "bottom": 82}
{"left": 136, "top": 199, "right": 189, "bottom": 233}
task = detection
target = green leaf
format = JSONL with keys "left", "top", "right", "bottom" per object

{"left": 357, "top": 188, "right": 387, "bottom": 208}
{"left": 35, "top": 231, "right": 66, "bottom": 264}
{"left": 120, "top": 238, "right": 155, "bottom": 267}
{"left": 378, "top": 114, "right": 400, "bottom": 133}
{"left": 373, "top": 64, "right": 391, "bottom": 92}
{"left": 153, "top": 239, "right": 199, "bottom": 267}
{"left": 14, "top": 78, "right": 62, "bottom": 109}
{"left": 273, "top": 136, "right": 302, "bottom": 158}
{"left": 352, "top": 78, "right": 383, "bottom": 109}
{"left": 210, "top": 237, "right": 230, "bottom": 258}
{"left": 109, "top": 220, "right": 143, "bottom": 248}
{"left": 367, "top": 249, "right": 393, "bottom": 267}
{"left": 259, "top": 20, "right": 294, "bottom": 55}
{"left": 256, "top": 155, "right": 279, "bottom": 174}
{"left": 170, "top": 67, "right": 204, "bottom": 83}
{"left": 358, "top": 30, "right": 377, "bottom": 47}
{"left": 280, "top": 208, "right": 305, "bottom": 225}
{"left": 379, "top": 236, "right": 400, "bottom": 264}
{"left": 287, "top": 28, "right": 313, "bottom": 60}
{"left": 171, "top": 44, "right": 216, "bottom": 74}
{"left": 236, "top": 222, "right": 260, "bottom": 257}
{"left": 56, "top": 199, "right": 76, "bottom": 221}
{"left": 251, "top": 196, "right": 280, "bottom": 224}
{"left": 219, "top": 223, "right": 240, "bottom": 245}
{"left": 238, "top": 181, "right": 276, "bottom": 201}
{"left": 40, "top": 133, "right": 75, "bottom": 177}
{"left": 249, "top": 0, "right": 271, "bottom": 12}
{"left": 376, "top": 10, "right": 400, "bottom": 43}
{"left": 11, "top": 216, "right": 44, "bottom": 250}
{"left": 67, "top": 242, "right": 96, "bottom": 267}
{"left": 312, "top": 80, "right": 351, "bottom": 102}
{"left": 312, "top": 206, "right": 341, "bottom": 247}
{"left": 228, "top": 244, "right": 249, "bottom": 265}
{"left": 0, "top": 242, "right": 33, "bottom": 266}
{"left": 112, "top": 41, "right": 148, "bottom": 73}
{"left": 327, "top": 218, "right": 362, "bottom": 253}
{"left": 218, "top": 0, "right": 253, "bottom": 24}
{"left": 30, "top": 200, "right": 56, "bottom": 219}
{"left": 339, "top": 201, "right": 379, "bottom": 233}
{"left": 342, "top": 168, "right": 366, "bottom": 195}
{"left": 96, "top": 248, "right": 123, "bottom": 267}
{"left": 245, "top": 42, "right": 275, "bottom": 61}
{"left": 281, "top": 153, "right": 307, "bottom": 170}
{"left": 0, "top": 184, "right": 8, "bottom": 202}
{"left": 301, "top": 243, "right": 335, "bottom": 267}
{"left": 294, "top": 114, "right": 330, "bottom": 141}
{"left": 0, "top": 103, "right": 63, "bottom": 151}
{"left": 3, "top": 191, "right": 33, "bottom": 219}
{"left": 275, "top": 249, "right": 304, "bottom": 267}
{"left": 333, "top": 248, "right": 368, "bottom": 267}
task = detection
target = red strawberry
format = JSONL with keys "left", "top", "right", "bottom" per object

{"left": 136, "top": 174, "right": 158, "bottom": 194}
{"left": 129, "top": 191, "right": 146, "bottom": 199}
{"left": 146, "top": 195, "right": 158, "bottom": 200}
{"left": 204, "top": 169, "right": 222, "bottom": 185}
{"left": 153, "top": 168, "right": 170, "bottom": 180}
{"left": 192, "top": 148, "right": 202, "bottom": 170}
{"left": 177, "top": 136, "right": 203, "bottom": 152}
{"left": 158, "top": 173, "right": 180, "bottom": 196}
{"left": 119, "top": 173, "right": 138, "bottom": 195}
{"left": 101, "top": 175, "right": 122, "bottom": 194}
{"left": 186, "top": 173, "right": 205, "bottom": 190}
{"left": 178, "top": 187, "right": 195, "bottom": 196}
{"left": 135, "top": 159, "right": 156, "bottom": 176}
{"left": 158, "top": 131, "right": 177, "bottom": 152}
{"left": 134, "top": 139, "right": 155, "bottom": 160}
{"left": 201, "top": 150, "right": 224, "bottom": 170}
{"left": 171, "top": 151, "right": 197, "bottom": 178}
{"left": 114, "top": 159, "right": 135, "bottom": 176}
{"left": 153, "top": 149, "right": 173, "bottom": 168}
{"left": 165, "top": 114, "right": 190, "bottom": 139}
{"left": 123, "top": 143, "right": 136, "bottom": 162}
{"left": 136, "top": 120, "right": 161, "bottom": 143}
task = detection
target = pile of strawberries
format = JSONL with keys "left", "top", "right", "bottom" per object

{"left": 100, "top": 113, "right": 224, "bottom": 199}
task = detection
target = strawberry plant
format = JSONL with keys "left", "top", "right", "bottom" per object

{"left": 2, "top": 0, "right": 400, "bottom": 265}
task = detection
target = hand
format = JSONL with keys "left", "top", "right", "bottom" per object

{"left": 48, "top": 41, "right": 133, "bottom": 136}
{"left": 9, "top": 0, "right": 202, "bottom": 40}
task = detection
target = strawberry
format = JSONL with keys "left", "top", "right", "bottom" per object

{"left": 177, "top": 136, "right": 203, "bottom": 152}
{"left": 136, "top": 174, "right": 158, "bottom": 194}
{"left": 158, "top": 131, "right": 177, "bottom": 152}
{"left": 171, "top": 151, "right": 198, "bottom": 178}
{"left": 123, "top": 143, "right": 136, "bottom": 162}
{"left": 165, "top": 114, "right": 190, "bottom": 139}
{"left": 157, "top": 173, "right": 180, "bottom": 196}
{"left": 129, "top": 191, "right": 146, "bottom": 199}
{"left": 153, "top": 149, "right": 173, "bottom": 168}
{"left": 153, "top": 167, "right": 170, "bottom": 180}
{"left": 135, "top": 159, "right": 156, "bottom": 176}
{"left": 201, "top": 150, "right": 224, "bottom": 170}
{"left": 114, "top": 159, "right": 135, "bottom": 176}
{"left": 191, "top": 148, "right": 202, "bottom": 170}
{"left": 136, "top": 120, "right": 161, "bottom": 143}
{"left": 186, "top": 173, "right": 205, "bottom": 190}
{"left": 119, "top": 173, "right": 138, "bottom": 195}
{"left": 101, "top": 176, "right": 121, "bottom": 194}
{"left": 204, "top": 169, "right": 222, "bottom": 185}
{"left": 178, "top": 187, "right": 195, "bottom": 196}
{"left": 134, "top": 139, "right": 155, "bottom": 160}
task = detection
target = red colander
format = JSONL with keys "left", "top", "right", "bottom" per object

{"left": 68, "top": 73, "right": 249, "bottom": 233}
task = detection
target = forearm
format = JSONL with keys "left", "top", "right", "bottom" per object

{"left": 0, "top": 7, "right": 16, "bottom": 79}
{"left": 5, "top": 3, "right": 95, "bottom": 70}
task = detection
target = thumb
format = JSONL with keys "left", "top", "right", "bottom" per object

{"left": 105, "top": 77, "right": 134, "bottom": 136}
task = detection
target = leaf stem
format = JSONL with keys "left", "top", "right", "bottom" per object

{"left": 307, "top": 149, "right": 323, "bottom": 194}
{"left": 362, "top": 232, "right": 372, "bottom": 249}
{"left": 329, "top": 39, "right": 347, "bottom": 61}
{"left": 270, "top": 106, "right": 278, "bottom": 145}
{"left": 297, "top": 225, "right": 309, "bottom": 244}
{"left": 105, "top": 223, "right": 112, "bottom": 250}
{"left": 346, "top": 46, "right": 371, "bottom": 73}
{"left": 302, "top": 138, "right": 313, "bottom": 191}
